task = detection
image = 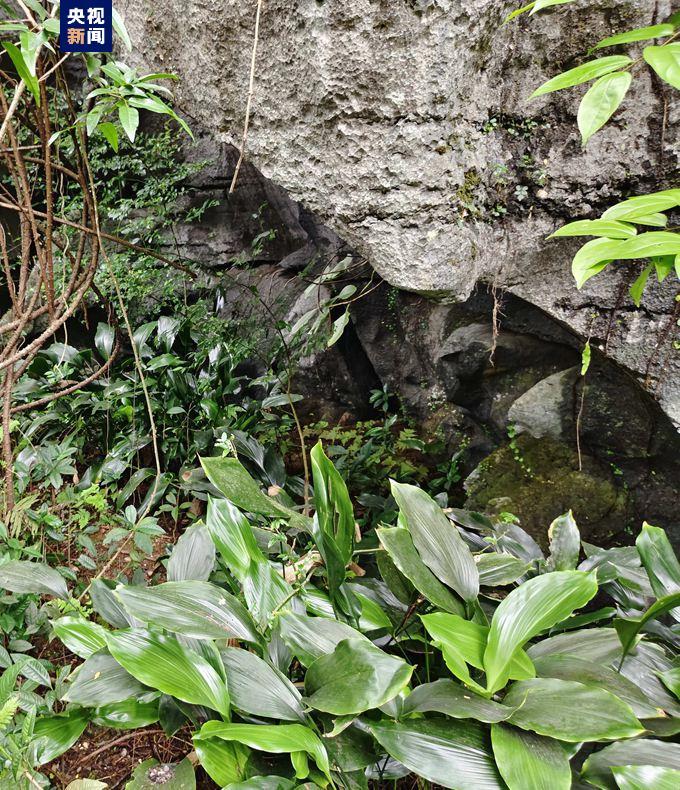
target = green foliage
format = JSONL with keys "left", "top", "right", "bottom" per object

{"left": 3, "top": 446, "right": 677, "bottom": 787}
{"left": 511, "top": 3, "right": 679, "bottom": 302}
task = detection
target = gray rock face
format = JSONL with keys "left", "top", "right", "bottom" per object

{"left": 116, "top": 0, "right": 679, "bottom": 424}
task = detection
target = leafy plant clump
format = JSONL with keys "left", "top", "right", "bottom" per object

{"left": 0, "top": 445, "right": 678, "bottom": 788}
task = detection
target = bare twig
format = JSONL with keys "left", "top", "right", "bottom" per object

{"left": 229, "top": 0, "right": 263, "bottom": 193}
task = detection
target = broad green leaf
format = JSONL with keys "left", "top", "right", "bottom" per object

{"left": 631, "top": 212, "right": 669, "bottom": 227}
{"left": 126, "top": 757, "right": 195, "bottom": 790}
{"left": 206, "top": 497, "right": 263, "bottom": 582}
{"left": 550, "top": 219, "right": 637, "bottom": 239}
{"left": 391, "top": 481, "right": 478, "bottom": 602}
{"left": 63, "top": 650, "right": 149, "bottom": 706}
{"left": 0, "top": 560, "right": 68, "bottom": 599}
{"left": 476, "top": 552, "right": 532, "bottom": 586}
{"left": 491, "top": 723, "right": 571, "bottom": 790}
{"left": 106, "top": 629, "right": 231, "bottom": 717}
{"left": 504, "top": 678, "right": 643, "bottom": 741}
{"left": 629, "top": 264, "right": 653, "bottom": 306}
{"left": 197, "top": 722, "right": 331, "bottom": 782}
{"left": 644, "top": 43, "right": 680, "bottom": 90}
{"left": 377, "top": 527, "right": 464, "bottom": 614}
{"left": 527, "top": 627, "right": 623, "bottom": 663}
{"left": 636, "top": 523, "right": 680, "bottom": 620}
{"left": 532, "top": 654, "right": 661, "bottom": 718}
{"left": 311, "top": 442, "right": 355, "bottom": 564}
{"left": 112, "top": 8, "right": 132, "bottom": 50}
{"left": 193, "top": 735, "right": 250, "bottom": 787}
{"left": 243, "top": 560, "right": 293, "bottom": 629}
{"left": 577, "top": 71, "right": 631, "bottom": 145}
{"left": 594, "top": 24, "right": 675, "bottom": 50}
{"left": 614, "top": 592, "right": 680, "bottom": 658}
{"left": 403, "top": 679, "right": 514, "bottom": 722}
{"left": 612, "top": 765, "right": 680, "bottom": 790}
{"left": 193, "top": 736, "right": 250, "bottom": 787}
{"left": 201, "top": 456, "right": 295, "bottom": 520}
{"left": 659, "top": 666, "right": 680, "bottom": 700}
{"left": 278, "top": 612, "right": 368, "bottom": 667}
{"left": 92, "top": 698, "right": 159, "bottom": 730}
{"left": 369, "top": 718, "right": 504, "bottom": 790}
{"left": 304, "top": 638, "right": 412, "bottom": 715}
{"left": 90, "top": 578, "right": 134, "bottom": 628}
{"left": 167, "top": 523, "right": 215, "bottom": 582}
{"left": 327, "top": 310, "right": 350, "bottom": 347}
{"left": 614, "top": 231, "right": 680, "bottom": 260}
{"left": 94, "top": 322, "right": 115, "bottom": 360}
{"left": 51, "top": 616, "right": 107, "bottom": 659}
{"left": 547, "top": 511, "right": 580, "bottom": 571}
{"left": 30, "top": 709, "right": 90, "bottom": 765}
{"left": 572, "top": 237, "right": 620, "bottom": 287}
{"left": 115, "top": 580, "right": 260, "bottom": 643}
{"left": 2, "top": 42, "right": 40, "bottom": 103}
{"left": 422, "top": 612, "right": 534, "bottom": 694}
{"left": 422, "top": 612, "right": 492, "bottom": 693}
{"left": 582, "top": 739, "right": 680, "bottom": 790}
{"left": 118, "top": 102, "right": 139, "bottom": 142}
{"left": 222, "top": 647, "right": 305, "bottom": 722}
{"left": 603, "top": 192, "right": 680, "bottom": 221}
{"left": 531, "top": 55, "right": 632, "bottom": 97}
{"left": 483, "top": 570, "right": 597, "bottom": 693}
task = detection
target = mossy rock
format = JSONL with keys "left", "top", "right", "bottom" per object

{"left": 464, "top": 435, "right": 630, "bottom": 548}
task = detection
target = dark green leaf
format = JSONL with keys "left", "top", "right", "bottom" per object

{"left": 391, "top": 481, "right": 478, "bottom": 602}
{"left": 222, "top": 647, "right": 305, "bottom": 722}
{"left": 636, "top": 523, "right": 680, "bottom": 621}
{"left": 193, "top": 736, "right": 250, "bottom": 787}
{"left": 52, "top": 616, "right": 107, "bottom": 659}
{"left": 206, "top": 497, "right": 263, "bottom": 582}
{"left": 167, "top": 523, "right": 215, "bottom": 582}
{"left": 311, "top": 441, "right": 355, "bottom": 564}
{"left": 532, "top": 654, "right": 661, "bottom": 718}
{"left": 63, "top": 650, "right": 150, "bottom": 706}
{"left": 115, "top": 580, "right": 260, "bottom": 643}
{"left": 504, "top": 678, "right": 643, "bottom": 741}
{"left": 582, "top": 739, "right": 680, "bottom": 790}
{"left": 476, "top": 553, "right": 532, "bottom": 586}
{"left": 614, "top": 592, "right": 680, "bottom": 658}
{"left": 106, "top": 630, "right": 230, "bottom": 717}
{"left": 92, "top": 699, "right": 159, "bottom": 730}
{"left": 403, "top": 679, "right": 513, "bottom": 722}
{"left": 278, "top": 612, "right": 369, "bottom": 667}
{"left": 491, "top": 723, "right": 571, "bottom": 790}
{"left": 368, "top": 718, "right": 504, "bottom": 790}
{"left": 304, "top": 638, "right": 412, "bottom": 715}
{"left": 0, "top": 560, "right": 68, "bottom": 599}
{"left": 546, "top": 511, "right": 580, "bottom": 571}
{"left": 31, "top": 709, "right": 90, "bottom": 765}
{"left": 377, "top": 527, "right": 464, "bottom": 613}
{"left": 197, "top": 722, "right": 331, "bottom": 782}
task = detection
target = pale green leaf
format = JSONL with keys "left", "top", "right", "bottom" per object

{"left": 531, "top": 56, "right": 632, "bottom": 97}
{"left": 644, "top": 43, "right": 680, "bottom": 90}
{"left": 577, "top": 71, "right": 631, "bottom": 145}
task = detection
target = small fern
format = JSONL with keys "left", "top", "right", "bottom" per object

{"left": 0, "top": 695, "right": 19, "bottom": 732}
